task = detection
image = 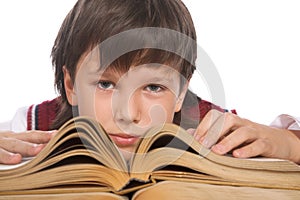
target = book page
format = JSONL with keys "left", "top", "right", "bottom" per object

{"left": 133, "top": 181, "right": 300, "bottom": 200}
{"left": 0, "top": 191, "right": 127, "bottom": 200}
{"left": 0, "top": 157, "right": 33, "bottom": 170}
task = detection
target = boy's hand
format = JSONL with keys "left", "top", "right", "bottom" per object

{"left": 0, "top": 130, "right": 56, "bottom": 165}
{"left": 192, "top": 109, "right": 300, "bottom": 164}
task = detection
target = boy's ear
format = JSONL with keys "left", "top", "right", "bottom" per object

{"left": 63, "top": 66, "right": 78, "bottom": 106}
{"left": 175, "top": 81, "right": 189, "bottom": 112}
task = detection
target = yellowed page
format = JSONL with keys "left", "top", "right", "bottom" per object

{"left": 0, "top": 192, "right": 127, "bottom": 200}
{"left": 133, "top": 181, "right": 300, "bottom": 200}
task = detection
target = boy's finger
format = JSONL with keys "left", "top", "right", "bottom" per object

{"left": 193, "top": 109, "right": 223, "bottom": 142}
{"left": 231, "top": 139, "right": 268, "bottom": 158}
{"left": 0, "top": 137, "right": 46, "bottom": 157}
{"left": 200, "top": 112, "right": 245, "bottom": 148}
{"left": 4, "top": 130, "right": 57, "bottom": 144}
{"left": 211, "top": 126, "right": 257, "bottom": 155}
{"left": 0, "top": 148, "right": 22, "bottom": 165}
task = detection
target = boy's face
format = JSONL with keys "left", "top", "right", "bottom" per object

{"left": 64, "top": 49, "right": 188, "bottom": 160}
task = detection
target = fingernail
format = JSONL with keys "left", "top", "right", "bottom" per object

{"left": 194, "top": 134, "right": 201, "bottom": 141}
{"left": 199, "top": 136, "right": 205, "bottom": 143}
{"left": 33, "top": 143, "right": 44, "bottom": 149}
{"left": 8, "top": 152, "right": 18, "bottom": 157}
{"left": 233, "top": 150, "right": 242, "bottom": 157}
{"left": 47, "top": 130, "right": 57, "bottom": 134}
{"left": 47, "top": 130, "right": 57, "bottom": 136}
{"left": 186, "top": 129, "right": 196, "bottom": 135}
{"left": 32, "top": 144, "right": 45, "bottom": 154}
{"left": 212, "top": 144, "right": 224, "bottom": 154}
{"left": 202, "top": 139, "right": 209, "bottom": 148}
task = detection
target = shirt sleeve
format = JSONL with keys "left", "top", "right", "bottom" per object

{"left": 0, "top": 107, "right": 28, "bottom": 132}
{"left": 270, "top": 114, "right": 300, "bottom": 130}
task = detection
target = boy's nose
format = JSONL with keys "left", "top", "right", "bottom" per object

{"left": 112, "top": 91, "right": 141, "bottom": 125}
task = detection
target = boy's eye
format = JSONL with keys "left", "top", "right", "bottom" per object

{"left": 145, "top": 84, "right": 164, "bottom": 93}
{"left": 97, "top": 81, "right": 114, "bottom": 90}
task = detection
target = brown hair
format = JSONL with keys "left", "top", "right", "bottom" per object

{"left": 51, "top": 0, "right": 197, "bottom": 129}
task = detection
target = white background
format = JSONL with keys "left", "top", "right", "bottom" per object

{"left": 0, "top": 0, "right": 299, "bottom": 124}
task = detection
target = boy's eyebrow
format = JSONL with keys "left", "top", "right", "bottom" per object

{"left": 93, "top": 69, "right": 125, "bottom": 79}
{"left": 144, "top": 76, "right": 175, "bottom": 83}
{"left": 86, "top": 66, "right": 114, "bottom": 77}
{"left": 90, "top": 71, "right": 174, "bottom": 82}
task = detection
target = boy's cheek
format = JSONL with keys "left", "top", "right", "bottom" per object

{"left": 76, "top": 90, "right": 111, "bottom": 118}
{"left": 148, "top": 105, "right": 168, "bottom": 124}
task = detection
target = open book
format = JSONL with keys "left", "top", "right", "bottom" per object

{"left": 0, "top": 116, "right": 299, "bottom": 199}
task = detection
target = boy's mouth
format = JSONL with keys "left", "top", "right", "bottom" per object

{"left": 108, "top": 133, "right": 140, "bottom": 147}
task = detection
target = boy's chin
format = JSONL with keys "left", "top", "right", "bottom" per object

{"left": 119, "top": 148, "right": 135, "bottom": 161}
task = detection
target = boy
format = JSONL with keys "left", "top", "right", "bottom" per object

{"left": 0, "top": 0, "right": 300, "bottom": 164}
